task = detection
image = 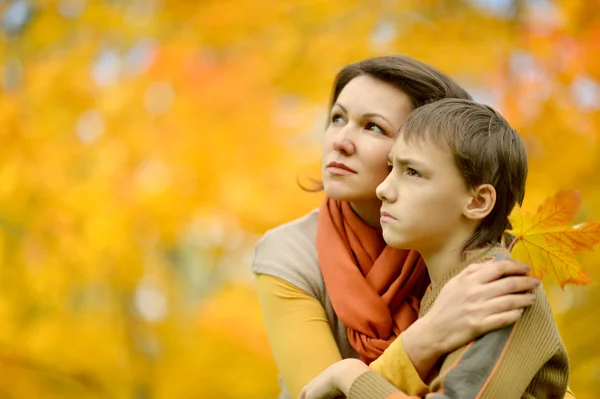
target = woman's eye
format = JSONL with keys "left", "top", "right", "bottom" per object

{"left": 331, "top": 114, "right": 345, "bottom": 124}
{"left": 406, "top": 168, "right": 421, "bottom": 177}
{"left": 365, "top": 122, "right": 384, "bottom": 134}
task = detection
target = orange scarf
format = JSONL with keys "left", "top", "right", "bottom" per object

{"left": 317, "top": 198, "right": 429, "bottom": 364}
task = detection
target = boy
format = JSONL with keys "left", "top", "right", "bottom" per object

{"left": 299, "top": 98, "right": 569, "bottom": 399}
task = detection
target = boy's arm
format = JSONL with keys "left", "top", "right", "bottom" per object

{"left": 347, "top": 369, "right": 575, "bottom": 399}
{"left": 426, "top": 285, "right": 567, "bottom": 399}
{"left": 348, "top": 326, "right": 522, "bottom": 399}
{"left": 347, "top": 286, "right": 570, "bottom": 399}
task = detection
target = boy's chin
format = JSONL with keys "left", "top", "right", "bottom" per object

{"left": 382, "top": 231, "right": 411, "bottom": 249}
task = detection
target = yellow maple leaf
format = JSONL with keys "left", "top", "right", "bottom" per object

{"left": 506, "top": 190, "right": 599, "bottom": 288}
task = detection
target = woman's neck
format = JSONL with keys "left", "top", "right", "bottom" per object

{"left": 350, "top": 199, "right": 383, "bottom": 228}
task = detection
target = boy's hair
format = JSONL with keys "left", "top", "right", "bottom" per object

{"left": 400, "top": 98, "right": 528, "bottom": 252}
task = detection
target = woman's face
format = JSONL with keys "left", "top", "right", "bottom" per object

{"left": 322, "top": 75, "right": 413, "bottom": 206}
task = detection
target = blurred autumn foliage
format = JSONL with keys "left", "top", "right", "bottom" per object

{"left": 0, "top": 0, "right": 599, "bottom": 398}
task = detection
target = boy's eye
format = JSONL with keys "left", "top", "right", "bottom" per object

{"left": 406, "top": 168, "right": 421, "bottom": 177}
{"left": 365, "top": 122, "right": 384, "bottom": 134}
{"left": 387, "top": 163, "right": 393, "bottom": 171}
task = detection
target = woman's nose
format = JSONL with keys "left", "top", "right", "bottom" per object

{"left": 332, "top": 126, "right": 356, "bottom": 155}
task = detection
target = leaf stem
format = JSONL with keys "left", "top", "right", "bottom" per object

{"left": 507, "top": 236, "right": 519, "bottom": 252}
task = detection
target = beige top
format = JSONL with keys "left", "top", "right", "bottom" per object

{"left": 252, "top": 209, "right": 358, "bottom": 398}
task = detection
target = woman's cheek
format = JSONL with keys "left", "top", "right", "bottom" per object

{"left": 374, "top": 152, "right": 394, "bottom": 179}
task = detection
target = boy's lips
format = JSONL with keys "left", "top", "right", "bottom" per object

{"left": 380, "top": 210, "right": 397, "bottom": 223}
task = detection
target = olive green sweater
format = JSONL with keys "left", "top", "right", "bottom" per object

{"left": 349, "top": 247, "right": 570, "bottom": 399}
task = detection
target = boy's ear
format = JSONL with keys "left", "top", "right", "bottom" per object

{"left": 463, "top": 184, "right": 496, "bottom": 221}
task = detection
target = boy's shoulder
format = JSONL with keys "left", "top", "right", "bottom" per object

{"left": 516, "top": 283, "right": 565, "bottom": 347}
{"left": 429, "top": 284, "right": 567, "bottom": 398}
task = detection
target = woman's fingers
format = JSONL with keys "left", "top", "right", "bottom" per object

{"left": 406, "top": 259, "right": 541, "bottom": 372}
{"left": 465, "top": 259, "right": 532, "bottom": 284}
{"left": 484, "top": 292, "right": 537, "bottom": 314}
{"left": 483, "top": 276, "right": 541, "bottom": 299}
{"left": 481, "top": 308, "right": 526, "bottom": 332}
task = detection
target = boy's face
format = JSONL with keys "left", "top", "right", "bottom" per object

{"left": 376, "top": 134, "right": 472, "bottom": 253}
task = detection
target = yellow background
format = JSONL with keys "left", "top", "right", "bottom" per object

{"left": 0, "top": 0, "right": 599, "bottom": 398}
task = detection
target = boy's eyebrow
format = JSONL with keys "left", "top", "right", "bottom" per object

{"left": 387, "top": 155, "right": 428, "bottom": 170}
{"left": 388, "top": 155, "right": 426, "bottom": 168}
{"left": 397, "top": 157, "right": 420, "bottom": 166}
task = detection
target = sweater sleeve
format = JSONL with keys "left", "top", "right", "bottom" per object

{"left": 349, "top": 372, "right": 575, "bottom": 399}
{"left": 369, "top": 333, "right": 429, "bottom": 396}
{"left": 349, "top": 286, "right": 570, "bottom": 399}
{"left": 256, "top": 274, "right": 343, "bottom": 399}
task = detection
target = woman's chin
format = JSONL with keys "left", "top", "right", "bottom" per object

{"left": 323, "top": 184, "right": 365, "bottom": 202}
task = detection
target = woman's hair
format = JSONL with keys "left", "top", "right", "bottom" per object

{"left": 330, "top": 55, "right": 472, "bottom": 109}
{"left": 400, "top": 98, "right": 528, "bottom": 252}
{"left": 301, "top": 55, "right": 472, "bottom": 192}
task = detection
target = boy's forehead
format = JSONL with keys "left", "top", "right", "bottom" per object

{"left": 392, "top": 134, "right": 431, "bottom": 154}
{"left": 390, "top": 135, "right": 455, "bottom": 166}
{"left": 389, "top": 139, "right": 422, "bottom": 162}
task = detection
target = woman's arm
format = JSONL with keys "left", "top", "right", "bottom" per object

{"left": 368, "top": 335, "right": 429, "bottom": 396}
{"left": 260, "top": 262, "right": 537, "bottom": 399}
{"left": 256, "top": 274, "right": 344, "bottom": 399}
{"left": 302, "top": 366, "right": 576, "bottom": 399}
{"left": 371, "top": 259, "right": 540, "bottom": 387}
{"left": 301, "top": 284, "right": 573, "bottom": 399}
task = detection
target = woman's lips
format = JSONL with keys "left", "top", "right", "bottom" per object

{"left": 326, "top": 161, "right": 356, "bottom": 175}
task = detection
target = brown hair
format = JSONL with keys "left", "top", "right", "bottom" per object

{"left": 400, "top": 98, "right": 528, "bottom": 252}
{"left": 330, "top": 55, "right": 472, "bottom": 109}
{"left": 301, "top": 55, "right": 473, "bottom": 192}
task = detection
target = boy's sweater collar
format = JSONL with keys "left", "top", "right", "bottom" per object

{"left": 420, "top": 245, "right": 509, "bottom": 316}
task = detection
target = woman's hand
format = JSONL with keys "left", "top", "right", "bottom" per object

{"left": 402, "top": 259, "right": 539, "bottom": 379}
{"left": 299, "top": 359, "right": 370, "bottom": 399}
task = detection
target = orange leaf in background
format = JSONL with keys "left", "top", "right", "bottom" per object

{"left": 510, "top": 190, "right": 581, "bottom": 233}
{"left": 506, "top": 190, "right": 599, "bottom": 288}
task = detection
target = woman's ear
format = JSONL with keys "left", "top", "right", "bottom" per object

{"left": 463, "top": 184, "right": 496, "bottom": 221}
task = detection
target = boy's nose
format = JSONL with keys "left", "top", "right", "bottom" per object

{"left": 376, "top": 177, "right": 396, "bottom": 202}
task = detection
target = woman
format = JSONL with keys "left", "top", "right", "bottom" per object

{"left": 252, "top": 55, "right": 542, "bottom": 399}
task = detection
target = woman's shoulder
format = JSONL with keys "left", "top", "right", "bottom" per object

{"left": 252, "top": 208, "right": 323, "bottom": 296}
{"left": 258, "top": 208, "right": 319, "bottom": 250}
